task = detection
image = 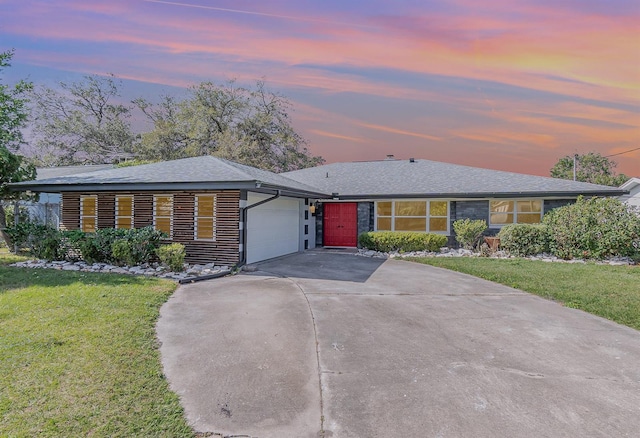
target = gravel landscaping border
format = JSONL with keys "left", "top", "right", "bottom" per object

{"left": 10, "top": 259, "right": 232, "bottom": 281}
{"left": 356, "top": 247, "right": 636, "bottom": 266}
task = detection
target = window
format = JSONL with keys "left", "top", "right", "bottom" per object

{"left": 80, "top": 195, "right": 97, "bottom": 232}
{"left": 154, "top": 195, "right": 173, "bottom": 236}
{"left": 490, "top": 200, "right": 542, "bottom": 226}
{"left": 115, "top": 195, "right": 134, "bottom": 229}
{"left": 194, "top": 194, "right": 216, "bottom": 240}
{"left": 376, "top": 200, "right": 449, "bottom": 233}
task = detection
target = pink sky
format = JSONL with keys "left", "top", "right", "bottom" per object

{"left": 1, "top": 0, "right": 638, "bottom": 176}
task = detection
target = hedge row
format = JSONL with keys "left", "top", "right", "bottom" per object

{"left": 5, "top": 223, "right": 185, "bottom": 269}
{"left": 358, "top": 231, "right": 447, "bottom": 253}
{"left": 496, "top": 197, "right": 640, "bottom": 260}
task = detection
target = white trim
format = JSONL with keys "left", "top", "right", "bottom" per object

{"left": 153, "top": 195, "right": 173, "bottom": 237}
{"left": 488, "top": 199, "right": 544, "bottom": 227}
{"left": 80, "top": 195, "right": 97, "bottom": 232}
{"left": 374, "top": 199, "right": 450, "bottom": 234}
{"left": 115, "top": 195, "right": 134, "bottom": 229}
{"left": 194, "top": 194, "right": 217, "bottom": 241}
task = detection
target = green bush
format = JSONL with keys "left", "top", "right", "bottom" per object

{"left": 498, "top": 224, "right": 550, "bottom": 256}
{"left": 543, "top": 196, "right": 640, "bottom": 260}
{"left": 6, "top": 224, "right": 167, "bottom": 265}
{"left": 156, "top": 243, "right": 186, "bottom": 272}
{"left": 79, "top": 227, "right": 165, "bottom": 265}
{"left": 77, "top": 238, "right": 102, "bottom": 264}
{"left": 358, "top": 231, "right": 447, "bottom": 252}
{"left": 60, "top": 229, "right": 86, "bottom": 261}
{"left": 126, "top": 226, "right": 166, "bottom": 263}
{"left": 5, "top": 221, "right": 63, "bottom": 260}
{"left": 452, "top": 219, "right": 487, "bottom": 250}
{"left": 93, "top": 228, "right": 129, "bottom": 262}
{"left": 111, "top": 239, "right": 135, "bottom": 266}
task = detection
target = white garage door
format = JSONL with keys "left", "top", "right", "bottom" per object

{"left": 246, "top": 194, "right": 300, "bottom": 264}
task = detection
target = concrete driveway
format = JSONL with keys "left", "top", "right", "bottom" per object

{"left": 157, "top": 250, "right": 640, "bottom": 438}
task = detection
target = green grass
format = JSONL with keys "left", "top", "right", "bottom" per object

{"left": 407, "top": 257, "right": 640, "bottom": 331}
{"left": 0, "top": 247, "right": 194, "bottom": 437}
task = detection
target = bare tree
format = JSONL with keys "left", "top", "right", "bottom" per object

{"left": 30, "top": 74, "right": 137, "bottom": 165}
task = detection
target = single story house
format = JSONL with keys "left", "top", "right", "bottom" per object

{"left": 11, "top": 155, "right": 625, "bottom": 266}
{"left": 619, "top": 178, "right": 640, "bottom": 209}
{"left": 25, "top": 164, "right": 114, "bottom": 227}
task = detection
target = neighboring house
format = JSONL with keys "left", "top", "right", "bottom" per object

{"left": 11, "top": 155, "right": 625, "bottom": 266}
{"left": 619, "top": 178, "right": 640, "bottom": 208}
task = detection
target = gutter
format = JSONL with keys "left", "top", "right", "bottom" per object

{"left": 332, "top": 190, "right": 628, "bottom": 200}
{"left": 235, "top": 190, "right": 281, "bottom": 269}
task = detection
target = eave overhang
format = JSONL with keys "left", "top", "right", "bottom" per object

{"left": 330, "top": 189, "right": 627, "bottom": 200}
{"left": 9, "top": 181, "right": 331, "bottom": 199}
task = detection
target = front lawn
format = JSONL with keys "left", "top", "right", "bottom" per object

{"left": 0, "top": 248, "right": 193, "bottom": 437}
{"left": 407, "top": 257, "right": 640, "bottom": 330}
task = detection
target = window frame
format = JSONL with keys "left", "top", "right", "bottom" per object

{"left": 115, "top": 195, "right": 134, "bottom": 230}
{"left": 489, "top": 199, "right": 544, "bottom": 227}
{"left": 80, "top": 195, "right": 97, "bottom": 233}
{"left": 194, "top": 194, "right": 217, "bottom": 241}
{"left": 153, "top": 195, "right": 174, "bottom": 238}
{"left": 374, "top": 200, "right": 450, "bottom": 234}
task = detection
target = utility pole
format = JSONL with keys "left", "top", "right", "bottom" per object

{"left": 573, "top": 154, "right": 578, "bottom": 181}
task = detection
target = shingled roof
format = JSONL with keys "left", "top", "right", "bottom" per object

{"left": 13, "top": 156, "right": 328, "bottom": 197}
{"left": 282, "top": 158, "right": 625, "bottom": 199}
{"left": 13, "top": 156, "right": 625, "bottom": 199}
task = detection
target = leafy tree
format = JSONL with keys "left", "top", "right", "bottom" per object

{"left": 135, "top": 80, "right": 323, "bottom": 172}
{"left": 0, "top": 49, "right": 36, "bottom": 247}
{"left": 550, "top": 152, "right": 629, "bottom": 187}
{"left": 30, "top": 74, "right": 137, "bottom": 165}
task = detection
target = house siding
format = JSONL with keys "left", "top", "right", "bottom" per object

{"left": 315, "top": 203, "right": 324, "bottom": 247}
{"left": 61, "top": 190, "right": 240, "bottom": 265}
{"left": 450, "top": 200, "right": 495, "bottom": 245}
{"left": 544, "top": 199, "right": 575, "bottom": 211}
{"left": 357, "top": 202, "right": 374, "bottom": 237}
{"left": 60, "top": 193, "right": 80, "bottom": 230}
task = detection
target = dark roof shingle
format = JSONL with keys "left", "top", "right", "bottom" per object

{"left": 282, "top": 159, "right": 623, "bottom": 198}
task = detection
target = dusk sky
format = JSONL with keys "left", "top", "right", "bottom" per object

{"left": 1, "top": 0, "right": 638, "bottom": 176}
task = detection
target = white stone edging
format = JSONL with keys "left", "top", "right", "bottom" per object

{"left": 9, "top": 259, "right": 231, "bottom": 281}
{"left": 356, "top": 248, "right": 636, "bottom": 266}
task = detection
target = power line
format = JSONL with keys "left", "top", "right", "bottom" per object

{"left": 604, "top": 147, "right": 640, "bottom": 158}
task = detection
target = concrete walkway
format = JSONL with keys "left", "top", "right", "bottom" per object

{"left": 157, "top": 251, "right": 640, "bottom": 438}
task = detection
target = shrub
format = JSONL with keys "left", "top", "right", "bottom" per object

{"left": 452, "top": 219, "right": 487, "bottom": 250}
{"left": 4, "top": 224, "right": 167, "bottom": 265}
{"left": 79, "top": 227, "right": 165, "bottom": 265}
{"left": 126, "top": 226, "right": 166, "bottom": 263}
{"left": 77, "top": 238, "right": 102, "bottom": 264}
{"left": 358, "top": 231, "right": 447, "bottom": 252}
{"left": 5, "top": 221, "right": 63, "bottom": 260}
{"left": 60, "top": 229, "right": 86, "bottom": 261}
{"left": 156, "top": 243, "right": 186, "bottom": 272}
{"left": 111, "top": 239, "right": 135, "bottom": 266}
{"left": 498, "top": 224, "right": 550, "bottom": 256}
{"left": 543, "top": 196, "right": 640, "bottom": 260}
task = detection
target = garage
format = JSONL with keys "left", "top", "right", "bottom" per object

{"left": 246, "top": 193, "right": 301, "bottom": 264}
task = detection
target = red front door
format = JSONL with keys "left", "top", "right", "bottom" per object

{"left": 323, "top": 203, "right": 358, "bottom": 247}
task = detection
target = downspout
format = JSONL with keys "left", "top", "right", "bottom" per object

{"left": 236, "top": 190, "right": 281, "bottom": 269}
